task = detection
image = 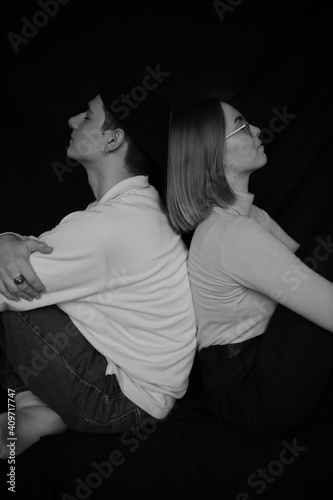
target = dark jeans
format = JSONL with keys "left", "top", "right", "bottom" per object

{"left": 199, "top": 234, "right": 333, "bottom": 434}
{"left": 0, "top": 305, "right": 152, "bottom": 433}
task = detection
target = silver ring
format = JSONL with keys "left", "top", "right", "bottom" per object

{"left": 13, "top": 275, "right": 26, "bottom": 285}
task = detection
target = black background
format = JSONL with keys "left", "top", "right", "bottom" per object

{"left": 1, "top": 3, "right": 333, "bottom": 498}
{"left": 2, "top": 0, "right": 333, "bottom": 243}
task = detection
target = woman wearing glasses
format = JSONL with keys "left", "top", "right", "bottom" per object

{"left": 166, "top": 98, "right": 333, "bottom": 433}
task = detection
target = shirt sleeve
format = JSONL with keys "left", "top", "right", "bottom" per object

{"left": 251, "top": 206, "right": 300, "bottom": 252}
{"left": 0, "top": 212, "right": 107, "bottom": 312}
{"left": 221, "top": 217, "right": 333, "bottom": 332}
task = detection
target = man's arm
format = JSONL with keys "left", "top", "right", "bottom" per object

{"left": 0, "top": 213, "right": 107, "bottom": 312}
{"left": 0, "top": 234, "right": 53, "bottom": 301}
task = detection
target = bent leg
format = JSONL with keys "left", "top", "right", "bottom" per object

{"left": 202, "top": 235, "right": 333, "bottom": 433}
{"left": 0, "top": 391, "right": 67, "bottom": 458}
{"left": 0, "top": 306, "right": 145, "bottom": 435}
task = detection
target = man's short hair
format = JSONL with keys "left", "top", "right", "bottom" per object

{"left": 102, "top": 104, "right": 152, "bottom": 176}
{"left": 99, "top": 76, "right": 170, "bottom": 173}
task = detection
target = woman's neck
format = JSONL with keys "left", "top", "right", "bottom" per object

{"left": 228, "top": 173, "right": 250, "bottom": 194}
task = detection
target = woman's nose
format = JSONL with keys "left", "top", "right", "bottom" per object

{"left": 250, "top": 124, "right": 261, "bottom": 137}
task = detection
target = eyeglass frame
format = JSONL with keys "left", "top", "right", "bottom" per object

{"left": 225, "top": 118, "right": 253, "bottom": 139}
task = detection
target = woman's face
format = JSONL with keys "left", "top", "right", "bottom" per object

{"left": 221, "top": 102, "right": 267, "bottom": 185}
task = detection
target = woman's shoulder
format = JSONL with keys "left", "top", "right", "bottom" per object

{"left": 249, "top": 204, "right": 272, "bottom": 227}
{"left": 193, "top": 206, "right": 266, "bottom": 248}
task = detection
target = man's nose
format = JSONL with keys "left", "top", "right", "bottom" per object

{"left": 68, "top": 116, "right": 76, "bottom": 129}
{"left": 68, "top": 113, "right": 84, "bottom": 129}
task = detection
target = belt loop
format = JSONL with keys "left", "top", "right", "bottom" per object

{"left": 198, "top": 336, "right": 261, "bottom": 363}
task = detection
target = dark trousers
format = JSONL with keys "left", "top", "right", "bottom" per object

{"left": 199, "top": 235, "right": 333, "bottom": 433}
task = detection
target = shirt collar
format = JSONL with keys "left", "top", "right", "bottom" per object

{"left": 98, "top": 176, "right": 149, "bottom": 204}
{"left": 228, "top": 190, "right": 255, "bottom": 216}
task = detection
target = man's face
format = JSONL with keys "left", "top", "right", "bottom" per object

{"left": 67, "top": 95, "right": 106, "bottom": 162}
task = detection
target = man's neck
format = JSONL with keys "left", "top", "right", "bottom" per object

{"left": 83, "top": 160, "right": 130, "bottom": 201}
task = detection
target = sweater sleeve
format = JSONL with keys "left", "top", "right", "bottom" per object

{"left": 221, "top": 217, "right": 333, "bottom": 332}
{"left": 0, "top": 212, "right": 107, "bottom": 312}
{"left": 251, "top": 206, "right": 300, "bottom": 252}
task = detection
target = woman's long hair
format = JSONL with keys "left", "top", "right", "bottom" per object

{"left": 166, "top": 98, "right": 236, "bottom": 234}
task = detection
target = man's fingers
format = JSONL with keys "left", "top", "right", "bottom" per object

{"left": 27, "top": 240, "right": 53, "bottom": 255}
{"left": 0, "top": 278, "right": 35, "bottom": 302}
{"left": 0, "top": 237, "right": 50, "bottom": 302}
{"left": 0, "top": 282, "right": 19, "bottom": 301}
{"left": 14, "top": 282, "right": 41, "bottom": 301}
{"left": 2, "top": 260, "right": 45, "bottom": 299}
{"left": 15, "top": 262, "right": 46, "bottom": 294}
{"left": 5, "top": 256, "right": 47, "bottom": 294}
{"left": 2, "top": 275, "right": 38, "bottom": 301}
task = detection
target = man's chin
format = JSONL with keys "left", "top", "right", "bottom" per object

{"left": 66, "top": 146, "right": 80, "bottom": 161}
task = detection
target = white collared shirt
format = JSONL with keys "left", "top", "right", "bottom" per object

{"left": 0, "top": 176, "right": 197, "bottom": 418}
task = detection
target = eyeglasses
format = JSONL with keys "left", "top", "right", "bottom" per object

{"left": 226, "top": 119, "right": 253, "bottom": 139}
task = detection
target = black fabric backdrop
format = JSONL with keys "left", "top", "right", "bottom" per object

{"left": 2, "top": 0, "right": 333, "bottom": 241}
{"left": 1, "top": 1, "right": 333, "bottom": 499}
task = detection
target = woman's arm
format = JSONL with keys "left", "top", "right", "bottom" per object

{"left": 251, "top": 206, "right": 300, "bottom": 252}
{"left": 222, "top": 218, "right": 333, "bottom": 333}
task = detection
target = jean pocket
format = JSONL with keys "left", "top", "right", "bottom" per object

{"left": 75, "top": 405, "right": 143, "bottom": 434}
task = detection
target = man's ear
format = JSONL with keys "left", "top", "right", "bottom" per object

{"left": 102, "top": 128, "right": 125, "bottom": 154}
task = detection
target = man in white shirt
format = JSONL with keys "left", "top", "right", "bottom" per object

{"left": 0, "top": 77, "right": 196, "bottom": 457}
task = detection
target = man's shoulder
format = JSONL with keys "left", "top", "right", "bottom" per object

{"left": 94, "top": 184, "right": 167, "bottom": 219}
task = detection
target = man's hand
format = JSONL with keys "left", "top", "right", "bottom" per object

{"left": 0, "top": 235, "right": 53, "bottom": 302}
